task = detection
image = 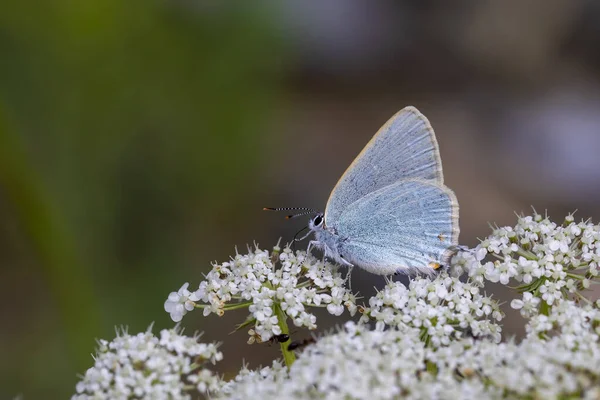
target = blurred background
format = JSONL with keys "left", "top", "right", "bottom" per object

{"left": 2, "top": 0, "right": 600, "bottom": 397}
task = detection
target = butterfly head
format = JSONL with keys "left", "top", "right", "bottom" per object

{"left": 263, "top": 207, "right": 326, "bottom": 244}
{"left": 308, "top": 213, "right": 325, "bottom": 231}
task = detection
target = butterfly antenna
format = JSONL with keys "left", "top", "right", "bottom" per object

{"left": 263, "top": 207, "right": 318, "bottom": 219}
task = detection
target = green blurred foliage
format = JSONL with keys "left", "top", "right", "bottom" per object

{"left": 0, "top": 1, "right": 281, "bottom": 397}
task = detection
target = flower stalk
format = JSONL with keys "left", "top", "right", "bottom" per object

{"left": 274, "top": 303, "right": 296, "bottom": 368}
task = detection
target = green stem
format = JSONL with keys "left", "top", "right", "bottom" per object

{"left": 274, "top": 303, "right": 296, "bottom": 368}
{"left": 516, "top": 248, "right": 538, "bottom": 260}
{"left": 566, "top": 273, "right": 584, "bottom": 280}
{"left": 540, "top": 300, "right": 550, "bottom": 316}
{"left": 223, "top": 302, "right": 254, "bottom": 310}
{"left": 426, "top": 361, "right": 438, "bottom": 375}
{"left": 194, "top": 301, "right": 253, "bottom": 311}
{"left": 575, "top": 291, "right": 593, "bottom": 305}
{"left": 232, "top": 317, "right": 257, "bottom": 333}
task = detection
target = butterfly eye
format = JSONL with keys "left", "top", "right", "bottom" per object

{"left": 313, "top": 215, "right": 323, "bottom": 226}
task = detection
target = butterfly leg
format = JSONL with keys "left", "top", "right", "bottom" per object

{"left": 307, "top": 240, "right": 322, "bottom": 256}
{"left": 307, "top": 240, "right": 331, "bottom": 266}
{"left": 343, "top": 265, "right": 354, "bottom": 290}
{"left": 296, "top": 230, "right": 313, "bottom": 242}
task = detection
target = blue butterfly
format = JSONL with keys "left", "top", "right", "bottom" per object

{"left": 267, "top": 106, "right": 459, "bottom": 275}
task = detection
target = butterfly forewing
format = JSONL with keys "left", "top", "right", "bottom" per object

{"left": 324, "top": 106, "right": 444, "bottom": 224}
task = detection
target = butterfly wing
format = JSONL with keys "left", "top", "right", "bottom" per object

{"left": 334, "top": 179, "right": 459, "bottom": 275}
{"left": 325, "top": 106, "right": 444, "bottom": 223}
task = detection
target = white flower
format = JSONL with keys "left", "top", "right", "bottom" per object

{"left": 73, "top": 327, "right": 222, "bottom": 399}
{"left": 217, "top": 312, "right": 600, "bottom": 400}
{"left": 218, "top": 319, "right": 600, "bottom": 399}
{"left": 510, "top": 292, "right": 541, "bottom": 317}
{"left": 359, "top": 273, "right": 503, "bottom": 347}
{"left": 166, "top": 244, "right": 357, "bottom": 342}
{"left": 526, "top": 300, "right": 600, "bottom": 343}
{"left": 452, "top": 212, "right": 600, "bottom": 314}
{"left": 164, "top": 282, "right": 200, "bottom": 322}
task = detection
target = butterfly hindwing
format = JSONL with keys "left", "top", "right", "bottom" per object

{"left": 334, "top": 179, "right": 459, "bottom": 275}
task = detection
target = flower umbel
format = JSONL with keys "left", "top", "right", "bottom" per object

{"left": 452, "top": 212, "right": 600, "bottom": 316}
{"left": 359, "top": 273, "right": 504, "bottom": 347}
{"left": 220, "top": 319, "right": 600, "bottom": 400}
{"left": 72, "top": 327, "right": 222, "bottom": 400}
{"left": 165, "top": 244, "right": 357, "bottom": 345}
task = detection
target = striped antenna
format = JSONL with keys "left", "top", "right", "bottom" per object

{"left": 263, "top": 207, "right": 318, "bottom": 220}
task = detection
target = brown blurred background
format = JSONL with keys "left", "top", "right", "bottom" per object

{"left": 2, "top": 0, "right": 600, "bottom": 397}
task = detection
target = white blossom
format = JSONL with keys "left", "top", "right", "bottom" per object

{"left": 452, "top": 212, "right": 600, "bottom": 314}
{"left": 359, "top": 273, "right": 503, "bottom": 346}
{"left": 73, "top": 327, "right": 222, "bottom": 399}
{"left": 164, "top": 282, "right": 200, "bottom": 322}
{"left": 219, "top": 320, "right": 600, "bottom": 400}
{"left": 526, "top": 300, "right": 600, "bottom": 344}
{"left": 510, "top": 292, "right": 541, "bottom": 317}
{"left": 165, "top": 244, "right": 357, "bottom": 342}
{"left": 78, "top": 213, "right": 600, "bottom": 399}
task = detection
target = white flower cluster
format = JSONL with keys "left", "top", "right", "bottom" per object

{"left": 442, "top": 301, "right": 600, "bottom": 399}
{"left": 359, "top": 274, "right": 503, "bottom": 347}
{"left": 164, "top": 245, "right": 357, "bottom": 342}
{"left": 452, "top": 212, "right": 600, "bottom": 316}
{"left": 74, "top": 213, "right": 600, "bottom": 399}
{"left": 216, "top": 323, "right": 430, "bottom": 400}
{"left": 218, "top": 320, "right": 600, "bottom": 400}
{"left": 526, "top": 300, "right": 600, "bottom": 342}
{"left": 72, "top": 327, "right": 222, "bottom": 400}
{"left": 218, "top": 360, "right": 289, "bottom": 399}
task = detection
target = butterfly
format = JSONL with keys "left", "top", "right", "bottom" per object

{"left": 266, "top": 106, "right": 459, "bottom": 275}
